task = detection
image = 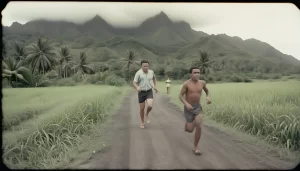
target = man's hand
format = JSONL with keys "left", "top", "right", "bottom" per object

{"left": 185, "top": 103, "right": 193, "bottom": 111}
{"left": 154, "top": 87, "right": 158, "bottom": 93}
{"left": 136, "top": 86, "right": 141, "bottom": 92}
{"left": 206, "top": 96, "right": 211, "bottom": 104}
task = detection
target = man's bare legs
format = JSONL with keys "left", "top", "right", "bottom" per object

{"left": 145, "top": 98, "right": 153, "bottom": 123}
{"left": 139, "top": 102, "right": 145, "bottom": 128}
{"left": 184, "top": 114, "right": 203, "bottom": 155}
{"left": 193, "top": 114, "right": 203, "bottom": 153}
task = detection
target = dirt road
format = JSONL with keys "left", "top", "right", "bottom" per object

{"left": 78, "top": 92, "right": 297, "bottom": 169}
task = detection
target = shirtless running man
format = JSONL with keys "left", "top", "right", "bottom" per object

{"left": 179, "top": 66, "right": 211, "bottom": 155}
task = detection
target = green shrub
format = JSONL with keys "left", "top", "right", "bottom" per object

{"left": 243, "top": 77, "right": 253, "bottom": 83}
{"left": 215, "top": 75, "right": 223, "bottom": 82}
{"left": 104, "top": 75, "right": 126, "bottom": 86}
{"left": 95, "top": 81, "right": 104, "bottom": 85}
{"left": 54, "top": 78, "right": 76, "bottom": 86}
{"left": 230, "top": 75, "right": 244, "bottom": 82}
{"left": 271, "top": 74, "right": 282, "bottom": 80}
{"left": 72, "top": 72, "right": 83, "bottom": 83}
{"left": 45, "top": 70, "right": 58, "bottom": 79}
{"left": 207, "top": 75, "right": 214, "bottom": 82}
{"left": 255, "top": 73, "right": 268, "bottom": 79}
{"left": 199, "top": 75, "right": 207, "bottom": 81}
{"left": 38, "top": 79, "right": 54, "bottom": 87}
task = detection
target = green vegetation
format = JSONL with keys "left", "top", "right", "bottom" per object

{"left": 3, "top": 12, "right": 300, "bottom": 84}
{"left": 2, "top": 85, "right": 130, "bottom": 169}
{"left": 3, "top": 11, "right": 300, "bottom": 169}
{"left": 157, "top": 80, "right": 300, "bottom": 152}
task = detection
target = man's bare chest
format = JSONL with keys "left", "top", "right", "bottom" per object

{"left": 187, "top": 84, "right": 203, "bottom": 94}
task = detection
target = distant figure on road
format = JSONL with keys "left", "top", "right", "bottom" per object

{"left": 179, "top": 66, "right": 211, "bottom": 155}
{"left": 165, "top": 77, "right": 171, "bottom": 94}
{"left": 133, "top": 60, "right": 158, "bottom": 129}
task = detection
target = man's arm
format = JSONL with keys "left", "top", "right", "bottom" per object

{"left": 203, "top": 81, "right": 212, "bottom": 104}
{"left": 152, "top": 71, "right": 157, "bottom": 88}
{"left": 179, "top": 82, "right": 189, "bottom": 105}
{"left": 132, "top": 72, "right": 139, "bottom": 90}
{"left": 203, "top": 81, "right": 209, "bottom": 97}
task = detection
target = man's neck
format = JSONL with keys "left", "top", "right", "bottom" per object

{"left": 190, "top": 79, "right": 198, "bottom": 83}
{"left": 142, "top": 69, "right": 148, "bottom": 73}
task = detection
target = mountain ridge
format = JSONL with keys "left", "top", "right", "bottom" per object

{"left": 3, "top": 11, "right": 300, "bottom": 71}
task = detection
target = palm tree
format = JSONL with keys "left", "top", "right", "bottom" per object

{"left": 2, "top": 57, "right": 29, "bottom": 86}
{"left": 58, "top": 47, "right": 73, "bottom": 78}
{"left": 72, "top": 52, "right": 95, "bottom": 75}
{"left": 26, "top": 37, "right": 58, "bottom": 75}
{"left": 61, "top": 60, "right": 77, "bottom": 78}
{"left": 192, "top": 50, "right": 214, "bottom": 75}
{"left": 10, "top": 41, "right": 28, "bottom": 62}
{"left": 120, "top": 50, "right": 140, "bottom": 81}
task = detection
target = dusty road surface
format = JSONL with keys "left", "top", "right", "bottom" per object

{"left": 78, "top": 92, "right": 298, "bottom": 169}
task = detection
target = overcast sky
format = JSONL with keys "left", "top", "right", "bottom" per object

{"left": 2, "top": 2, "right": 300, "bottom": 60}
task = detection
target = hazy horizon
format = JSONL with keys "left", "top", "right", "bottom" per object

{"left": 2, "top": 2, "right": 300, "bottom": 60}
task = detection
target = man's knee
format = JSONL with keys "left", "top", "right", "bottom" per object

{"left": 185, "top": 122, "right": 194, "bottom": 133}
{"left": 139, "top": 102, "right": 145, "bottom": 112}
{"left": 146, "top": 98, "right": 153, "bottom": 109}
{"left": 194, "top": 114, "right": 203, "bottom": 126}
{"left": 147, "top": 104, "right": 153, "bottom": 110}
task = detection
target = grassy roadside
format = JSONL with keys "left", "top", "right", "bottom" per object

{"left": 2, "top": 85, "right": 131, "bottom": 169}
{"left": 156, "top": 81, "right": 300, "bottom": 161}
{"left": 65, "top": 88, "right": 133, "bottom": 169}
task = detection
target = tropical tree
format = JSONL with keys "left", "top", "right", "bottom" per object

{"left": 9, "top": 41, "right": 28, "bottom": 62}
{"left": 72, "top": 52, "right": 95, "bottom": 75}
{"left": 58, "top": 47, "right": 74, "bottom": 78}
{"left": 192, "top": 50, "right": 214, "bottom": 76}
{"left": 2, "top": 57, "right": 29, "bottom": 86}
{"left": 120, "top": 50, "right": 140, "bottom": 81}
{"left": 26, "top": 37, "right": 58, "bottom": 74}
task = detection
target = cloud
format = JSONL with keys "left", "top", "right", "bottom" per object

{"left": 2, "top": 2, "right": 300, "bottom": 60}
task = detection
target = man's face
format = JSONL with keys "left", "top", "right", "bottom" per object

{"left": 142, "top": 63, "right": 149, "bottom": 72}
{"left": 190, "top": 69, "right": 200, "bottom": 80}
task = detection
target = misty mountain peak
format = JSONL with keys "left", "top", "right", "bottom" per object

{"left": 91, "top": 14, "right": 105, "bottom": 22}
{"left": 11, "top": 21, "right": 22, "bottom": 27}
{"left": 155, "top": 11, "right": 171, "bottom": 21}
{"left": 158, "top": 11, "right": 167, "bottom": 17}
{"left": 139, "top": 11, "right": 173, "bottom": 32}
{"left": 84, "top": 14, "right": 110, "bottom": 26}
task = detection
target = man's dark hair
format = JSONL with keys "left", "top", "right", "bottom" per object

{"left": 141, "top": 59, "right": 149, "bottom": 65}
{"left": 189, "top": 66, "right": 200, "bottom": 73}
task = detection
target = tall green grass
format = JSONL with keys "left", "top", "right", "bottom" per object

{"left": 2, "top": 85, "right": 130, "bottom": 169}
{"left": 157, "top": 80, "right": 300, "bottom": 151}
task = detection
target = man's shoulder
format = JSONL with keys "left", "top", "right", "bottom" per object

{"left": 135, "top": 69, "right": 142, "bottom": 74}
{"left": 199, "top": 80, "right": 206, "bottom": 85}
{"left": 183, "top": 80, "right": 190, "bottom": 86}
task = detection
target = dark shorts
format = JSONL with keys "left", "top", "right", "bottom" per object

{"left": 184, "top": 103, "right": 202, "bottom": 123}
{"left": 138, "top": 89, "right": 153, "bottom": 103}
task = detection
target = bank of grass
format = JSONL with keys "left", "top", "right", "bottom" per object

{"left": 2, "top": 85, "right": 130, "bottom": 169}
{"left": 156, "top": 80, "right": 300, "bottom": 155}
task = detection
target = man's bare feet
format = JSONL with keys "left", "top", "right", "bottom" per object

{"left": 146, "top": 116, "right": 151, "bottom": 123}
{"left": 193, "top": 149, "right": 202, "bottom": 155}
